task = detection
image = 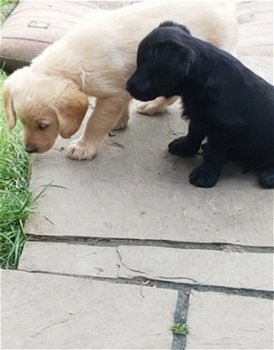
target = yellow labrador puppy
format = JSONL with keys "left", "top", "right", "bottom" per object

{"left": 3, "top": 1, "right": 238, "bottom": 160}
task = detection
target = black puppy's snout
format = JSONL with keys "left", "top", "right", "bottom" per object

{"left": 126, "top": 76, "right": 151, "bottom": 100}
{"left": 126, "top": 79, "right": 135, "bottom": 93}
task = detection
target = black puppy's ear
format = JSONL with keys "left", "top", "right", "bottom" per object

{"left": 162, "top": 38, "right": 196, "bottom": 77}
{"left": 159, "top": 21, "right": 191, "bottom": 35}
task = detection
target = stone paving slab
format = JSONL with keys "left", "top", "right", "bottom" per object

{"left": 186, "top": 291, "right": 274, "bottom": 349}
{"left": 238, "top": 1, "right": 273, "bottom": 56}
{"left": 19, "top": 241, "right": 120, "bottom": 278}
{"left": 118, "top": 246, "right": 273, "bottom": 291}
{"left": 19, "top": 242, "right": 273, "bottom": 291}
{"left": 1, "top": 269, "right": 177, "bottom": 349}
{"left": 25, "top": 102, "right": 273, "bottom": 247}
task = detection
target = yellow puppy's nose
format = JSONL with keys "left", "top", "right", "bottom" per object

{"left": 25, "top": 144, "right": 37, "bottom": 153}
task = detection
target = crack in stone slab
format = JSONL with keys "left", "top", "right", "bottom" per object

{"left": 116, "top": 247, "right": 198, "bottom": 283}
{"left": 30, "top": 317, "right": 70, "bottom": 338}
{"left": 157, "top": 276, "right": 197, "bottom": 283}
{"left": 116, "top": 247, "right": 146, "bottom": 275}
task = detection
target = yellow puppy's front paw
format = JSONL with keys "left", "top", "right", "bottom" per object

{"left": 112, "top": 119, "right": 128, "bottom": 131}
{"left": 137, "top": 100, "right": 167, "bottom": 115}
{"left": 67, "top": 139, "right": 97, "bottom": 160}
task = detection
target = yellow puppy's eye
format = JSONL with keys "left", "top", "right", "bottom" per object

{"left": 38, "top": 122, "right": 50, "bottom": 130}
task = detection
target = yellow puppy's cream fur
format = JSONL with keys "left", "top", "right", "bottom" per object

{"left": 3, "top": 1, "right": 238, "bottom": 159}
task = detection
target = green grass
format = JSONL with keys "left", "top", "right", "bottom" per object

{"left": 0, "top": 70, "right": 32, "bottom": 269}
{"left": 0, "top": 0, "right": 18, "bottom": 7}
{"left": 0, "top": 0, "right": 19, "bottom": 22}
{"left": 170, "top": 322, "right": 189, "bottom": 336}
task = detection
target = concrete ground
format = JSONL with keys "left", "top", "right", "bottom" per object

{"left": 1, "top": 1, "right": 273, "bottom": 349}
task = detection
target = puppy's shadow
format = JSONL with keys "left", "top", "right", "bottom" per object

{"left": 162, "top": 151, "right": 200, "bottom": 185}
{"left": 221, "top": 162, "right": 258, "bottom": 186}
{"left": 164, "top": 151, "right": 258, "bottom": 188}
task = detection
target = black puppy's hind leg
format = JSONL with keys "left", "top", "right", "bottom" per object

{"left": 258, "top": 166, "right": 274, "bottom": 188}
{"left": 169, "top": 119, "right": 206, "bottom": 157}
{"left": 189, "top": 138, "right": 227, "bottom": 188}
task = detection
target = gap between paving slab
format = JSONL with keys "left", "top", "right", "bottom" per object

{"left": 171, "top": 290, "right": 190, "bottom": 350}
{"left": 27, "top": 234, "right": 274, "bottom": 253}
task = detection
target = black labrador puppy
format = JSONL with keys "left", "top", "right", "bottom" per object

{"left": 126, "top": 21, "right": 274, "bottom": 188}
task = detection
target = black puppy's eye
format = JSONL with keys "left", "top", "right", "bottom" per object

{"left": 38, "top": 122, "right": 50, "bottom": 130}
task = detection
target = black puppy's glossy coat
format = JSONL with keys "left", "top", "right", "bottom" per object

{"left": 126, "top": 22, "right": 274, "bottom": 188}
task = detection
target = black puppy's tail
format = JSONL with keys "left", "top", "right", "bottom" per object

{"left": 159, "top": 21, "right": 191, "bottom": 35}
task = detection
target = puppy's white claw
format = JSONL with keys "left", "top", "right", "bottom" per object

{"left": 67, "top": 139, "right": 97, "bottom": 160}
{"left": 137, "top": 100, "right": 166, "bottom": 116}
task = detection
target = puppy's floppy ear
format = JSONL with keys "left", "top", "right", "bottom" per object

{"left": 54, "top": 84, "right": 89, "bottom": 139}
{"left": 3, "top": 83, "right": 17, "bottom": 129}
{"left": 175, "top": 41, "right": 196, "bottom": 77}
{"left": 159, "top": 21, "right": 191, "bottom": 35}
{"left": 158, "top": 38, "right": 196, "bottom": 78}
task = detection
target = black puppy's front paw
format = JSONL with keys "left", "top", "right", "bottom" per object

{"left": 259, "top": 168, "right": 274, "bottom": 188}
{"left": 189, "top": 165, "right": 219, "bottom": 188}
{"left": 168, "top": 136, "right": 199, "bottom": 157}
